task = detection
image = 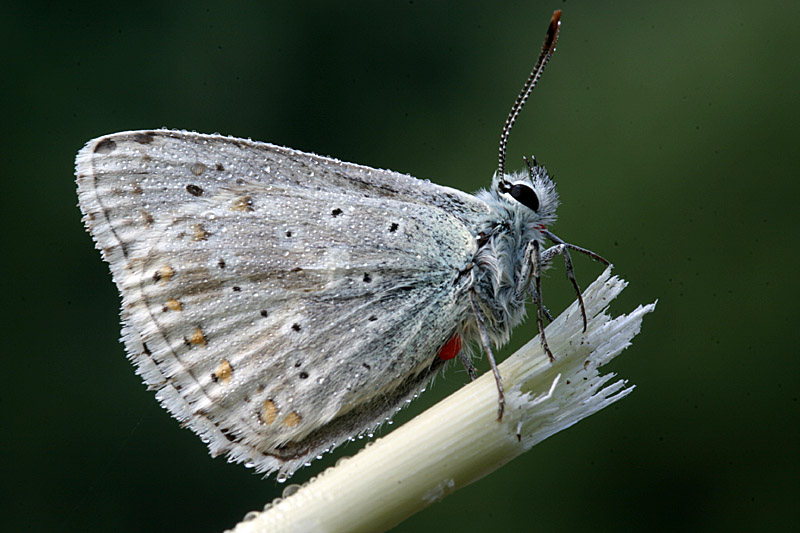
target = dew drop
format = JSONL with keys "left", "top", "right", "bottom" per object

{"left": 282, "top": 484, "right": 301, "bottom": 498}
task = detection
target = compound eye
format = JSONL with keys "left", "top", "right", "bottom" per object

{"left": 510, "top": 183, "right": 539, "bottom": 212}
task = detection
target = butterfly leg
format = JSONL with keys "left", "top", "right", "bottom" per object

{"left": 528, "top": 287, "right": 554, "bottom": 323}
{"left": 540, "top": 243, "right": 587, "bottom": 331}
{"left": 541, "top": 231, "right": 609, "bottom": 332}
{"left": 458, "top": 351, "right": 479, "bottom": 381}
{"left": 469, "top": 291, "right": 505, "bottom": 420}
{"left": 516, "top": 240, "right": 553, "bottom": 322}
{"left": 529, "top": 240, "right": 555, "bottom": 362}
{"left": 543, "top": 229, "right": 610, "bottom": 265}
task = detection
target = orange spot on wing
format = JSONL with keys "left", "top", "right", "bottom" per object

{"left": 282, "top": 411, "right": 302, "bottom": 428}
{"left": 154, "top": 265, "right": 174, "bottom": 284}
{"left": 188, "top": 327, "right": 206, "bottom": 346}
{"left": 191, "top": 223, "right": 209, "bottom": 241}
{"left": 212, "top": 359, "right": 233, "bottom": 384}
{"left": 260, "top": 399, "right": 277, "bottom": 425}
{"left": 230, "top": 196, "right": 254, "bottom": 212}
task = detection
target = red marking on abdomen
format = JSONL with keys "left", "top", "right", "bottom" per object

{"left": 438, "top": 333, "right": 462, "bottom": 360}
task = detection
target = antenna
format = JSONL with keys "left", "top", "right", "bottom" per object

{"left": 497, "top": 10, "right": 561, "bottom": 182}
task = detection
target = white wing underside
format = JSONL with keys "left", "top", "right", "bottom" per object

{"left": 76, "top": 130, "right": 489, "bottom": 476}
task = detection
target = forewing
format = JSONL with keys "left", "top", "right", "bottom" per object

{"left": 76, "top": 130, "right": 486, "bottom": 476}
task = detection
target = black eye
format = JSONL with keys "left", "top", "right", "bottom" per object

{"left": 510, "top": 184, "right": 539, "bottom": 212}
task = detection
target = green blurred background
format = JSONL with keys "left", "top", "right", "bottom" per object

{"left": 3, "top": 1, "right": 798, "bottom": 531}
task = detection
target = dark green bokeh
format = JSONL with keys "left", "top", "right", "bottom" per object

{"left": 3, "top": 1, "right": 798, "bottom": 531}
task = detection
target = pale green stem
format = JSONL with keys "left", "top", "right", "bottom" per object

{"left": 230, "top": 268, "right": 655, "bottom": 533}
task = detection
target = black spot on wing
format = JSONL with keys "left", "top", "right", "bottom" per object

{"left": 186, "top": 184, "right": 204, "bottom": 196}
{"left": 132, "top": 132, "right": 154, "bottom": 144}
{"left": 94, "top": 138, "right": 116, "bottom": 154}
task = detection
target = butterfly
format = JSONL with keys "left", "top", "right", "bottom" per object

{"left": 76, "top": 10, "right": 606, "bottom": 479}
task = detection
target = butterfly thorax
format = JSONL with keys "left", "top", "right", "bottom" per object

{"left": 468, "top": 168, "right": 559, "bottom": 348}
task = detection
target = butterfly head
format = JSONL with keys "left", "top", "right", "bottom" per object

{"left": 492, "top": 157, "right": 559, "bottom": 231}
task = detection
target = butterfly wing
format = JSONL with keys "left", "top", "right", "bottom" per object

{"left": 76, "top": 130, "right": 489, "bottom": 476}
